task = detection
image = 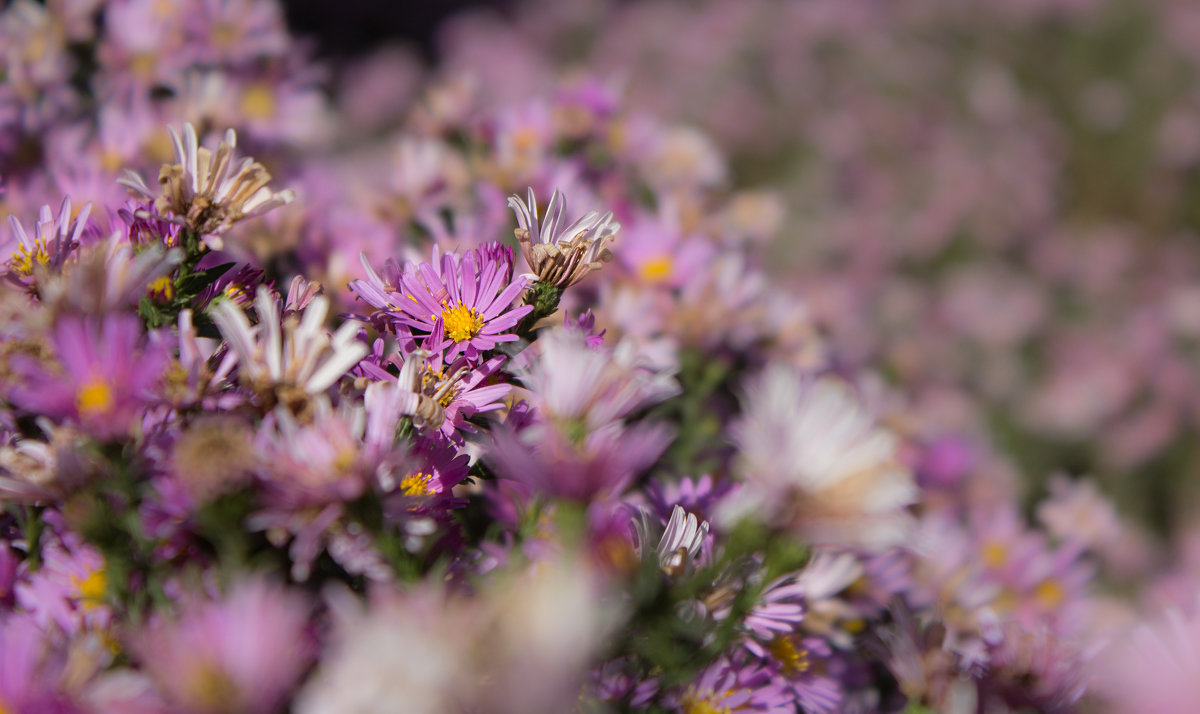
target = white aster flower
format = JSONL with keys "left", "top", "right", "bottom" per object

{"left": 210, "top": 286, "right": 367, "bottom": 410}
{"left": 731, "top": 365, "right": 918, "bottom": 549}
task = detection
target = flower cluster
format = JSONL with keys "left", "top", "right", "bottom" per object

{"left": 0, "top": 0, "right": 1182, "bottom": 712}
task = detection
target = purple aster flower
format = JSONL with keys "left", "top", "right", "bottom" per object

{"left": 134, "top": 578, "right": 312, "bottom": 714}
{"left": 640, "top": 474, "right": 738, "bottom": 524}
{"left": 0, "top": 614, "right": 80, "bottom": 713}
{"left": 14, "top": 525, "right": 110, "bottom": 636}
{"left": 669, "top": 657, "right": 793, "bottom": 713}
{"left": 351, "top": 243, "right": 533, "bottom": 362}
{"left": 8, "top": 314, "right": 168, "bottom": 441}
{"left": 2, "top": 197, "right": 90, "bottom": 291}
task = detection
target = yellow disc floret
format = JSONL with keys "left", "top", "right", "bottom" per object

{"left": 681, "top": 693, "right": 733, "bottom": 714}
{"left": 73, "top": 566, "right": 107, "bottom": 610}
{"left": 77, "top": 376, "right": 115, "bottom": 418}
{"left": 638, "top": 255, "right": 674, "bottom": 283}
{"left": 768, "top": 635, "right": 811, "bottom": 676}
{"left": 10, "top": 238, "right": 51, "bottom": 277}
{"left": 400, "top": 471, "right": 436, "bottom": 497}
{"left": 441, "top": 302, "right": 484, "bottom": 343}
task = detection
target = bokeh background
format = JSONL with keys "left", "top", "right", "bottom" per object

{"left": 278, "top": 0, "right": 1200, "bottom": 541}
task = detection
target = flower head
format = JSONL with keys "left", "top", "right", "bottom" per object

{"left": 351, "top": 243, "right": 532, "bottom": 362}
{"left": 118, "top": 123, "right": 294, "bottom": 244}
{"left": 8, "top": 314, "right": 168, "bottom": 440}
{"left": 507, "top": 187, "right": 619, "bottom": 288}
{"left": 135, "top": 578, "right": 312, "bottom": 714}
{"left": 2, "top": 197, "right": 91, "bottom": 290}
{"left": 210, "top": 286, "right": 368, "bottom": 413}
{"left": 731, "top": 366, "right": 918, "bottom": 549}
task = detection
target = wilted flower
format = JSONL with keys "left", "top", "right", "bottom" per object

{"left": 118, "top": 123, "right": 295, "bottom": 244}
{"left": 507, "top": 187, "right": 619, "bottom": 288}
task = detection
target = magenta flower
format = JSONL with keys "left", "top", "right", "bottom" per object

{"left": 135, "top": 578, "right": 312, "bottom": 714}
{"left": 351, "top": 243, "right": 533, "bottom": 362}
{"left": 9, "top": 314, "right": 168, "bottom": 440}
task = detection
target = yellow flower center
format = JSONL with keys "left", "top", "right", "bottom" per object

{"left": 441, "top": 302, "right": 484, "bottom": 343}
{"left": 681, "top": 692, "right": 734, "bottom": 714}
{"left": 981, "top": 541, "right": 1008, "bottom": 569}
{"left": 77, "top": 376, "right": 115, "bottom": 418}
{"left": 241, "top": 84, "right": 277, "bottom": 120}
{"left": 400, "top": 472, "right": 435, "bottom": 497}
{"left": 638, "top": 255, "right": 674, "bottom": 283}
{"left": 182, "top": 662, "right": 237, "bottom": 712}
{"left": 333, "top": 448, "right": 357, "bottom": 473}
{"left": 148, "top": 275, "right": 175, "bottom": 300}
{"left": 767, "top": 635, "right": 811, "bottom": 676}
{"left": 73, "top": 567, "right": 107, "bottom": 610}
{"left": 10, "top": 238, "right": 51, "bottom": 277}
{"left": 1034, "top": 579, "right": 1065, "bottom": 609}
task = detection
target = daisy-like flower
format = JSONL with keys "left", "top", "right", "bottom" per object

{"left": 351, "top": 243, "right": 532, "bottom": 362}
{"left": 731, "top": 365, "right": 918, "bottom": 549}
{"left": 134, "top": 578, "right": 312, "bottom": 714}
{"left": 118, "top": 123, "right": 295, "bottom": 245}
{"left": 8, "top": 314, "right": 168, "bottom": 441}
{"left": 2, "top": 197, "right": 91, "bottom": 289}
{"left": 210, "top": 286, "right": 368, "bottom": 413}
{"left": 507, "top": 187, "right": 619, "bottom": 288}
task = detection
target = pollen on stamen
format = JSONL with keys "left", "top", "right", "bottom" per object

{"left": 400, "top": 471, "right": 436, "bottom": 497}
{"left": 441, "top": 302, "right": 484, "bottom": 343}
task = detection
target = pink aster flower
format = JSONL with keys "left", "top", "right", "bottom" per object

{"left": 0, "top": 614, "right": 79, "bottom": 713}
{"left": 351, "top": 243, "right": 533, "bottom": 362}
{"left": 9, "top": 314, "right": 168, "bottom": 441}
{"left": 135, "top": 578, "right": 312, "bottom": 714}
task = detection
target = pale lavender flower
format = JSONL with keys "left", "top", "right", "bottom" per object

{"left": 135, "top": 578, "right": 312, "bottom": 714}
{"left": 487, "top": 328, "right": 679, "bottom": 500}
{"left": 650, "top": 504, "right": 710, "bottom": 576}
